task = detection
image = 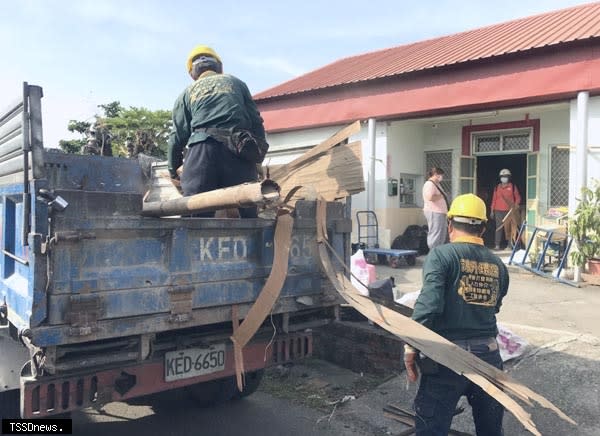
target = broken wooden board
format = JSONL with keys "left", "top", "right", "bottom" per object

{"left": 230, "top": 212, "right": 294, "bottom": 390}
{"left": 276, "top": 140, "right": 364, "bottom": 205}
{"left": 269, "top": 120, "right": 361, "bottom": 182}
{"left": 315, "top": 199, "right": 575, "bottom": 436}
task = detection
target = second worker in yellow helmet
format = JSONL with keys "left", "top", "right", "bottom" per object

{"left": 404, "top": 193, "right": 509, "bottom": 436}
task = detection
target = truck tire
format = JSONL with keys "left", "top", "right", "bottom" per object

{"left": 0, "top": 389, "right": 20, "bottom": 420}
{"left": 234, "top": 369, "right": 264, "bottom": 399}
{"left": 185, "top": 377, "right": 237, "bottom": 407}
{"left": 185, "top": 370, "right": 264, "bottom": 407}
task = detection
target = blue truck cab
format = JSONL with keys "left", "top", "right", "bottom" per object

{"left": 0, "top": 84, "right": 350, "bottom": 418}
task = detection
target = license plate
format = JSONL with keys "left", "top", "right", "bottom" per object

{"left": 165, "top": 343, "right": 226, "bottom": 382}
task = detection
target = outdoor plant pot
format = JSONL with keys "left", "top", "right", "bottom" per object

{"left": 569, "top": 179, "right": 600, "bottom": 275}
{"left": 588, "top": 259, "right": 600, "bottom": 276}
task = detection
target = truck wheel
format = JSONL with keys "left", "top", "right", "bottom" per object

{"left": 0, "top": 389, "right": 20, "bottom": 420}
{"left": 185, "top": 370, "right": 264, "bottom": 407}
{"left": 234, "top": 370, "right": 264, "bottom": 399}
{"left": 406, "top": 255, "right": 417, "bottom": 266}
{"left": 365, "top": 253, "right": 378, "bottom": 264}
{"left": 389, "top": 256, "right": 400, "bottom": 269}
{"left": 185, "top": 377, "right": 237, "bottom": 407}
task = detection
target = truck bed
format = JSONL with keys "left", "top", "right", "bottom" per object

{"left": 2, "top": 150, "right": 348, "bottom": 347}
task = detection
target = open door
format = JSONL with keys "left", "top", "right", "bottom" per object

{"left": 459, "top": 156, "right": 476, "bottom": 194}
{"left": 526, "top": 152, "right": 539, "bottom": 228}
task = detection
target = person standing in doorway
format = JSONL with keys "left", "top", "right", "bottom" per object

{"left": 490, "top": 168, "right": 521, "bottom": 250}
{"left": 422, "top": 167, "right": 450, "bottom": 249}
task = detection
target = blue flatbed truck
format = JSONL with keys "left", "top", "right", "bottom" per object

{"left": 0, "top": 83, "right": 349, "bottom": 419}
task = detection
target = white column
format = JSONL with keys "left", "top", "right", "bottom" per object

{"left": 573, "top": 91, "right": 589, "bottom": 282}
{"left": 367, "top": 118, "right": 376, "bottom": 212}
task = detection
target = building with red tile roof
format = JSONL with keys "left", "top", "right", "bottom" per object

{"left": 255, "top": 3, "right": 600, "bottom": 258}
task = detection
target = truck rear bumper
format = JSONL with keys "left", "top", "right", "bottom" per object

{"left": 20, "top": 331, "right": 312, "bottom": 418}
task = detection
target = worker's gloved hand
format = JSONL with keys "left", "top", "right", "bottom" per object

{"left": 403, "top": 344, "right": 419, "bottom": 382}
{"left": 169, "top": 174, "right": 182, "bottom": 194}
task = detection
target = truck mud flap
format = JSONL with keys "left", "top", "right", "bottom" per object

{"left": 20, "top": 331, "right": 312, "bottom": 418}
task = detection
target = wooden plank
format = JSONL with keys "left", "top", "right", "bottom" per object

{"left": 270, "top": 120, "right": 361, "bottom": 182}
{"left": 277, "top": 141, "right": 364, "bottom": 204}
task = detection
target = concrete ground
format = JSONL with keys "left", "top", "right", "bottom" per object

{"left": 267, "top": 251, "right": 600, "bottom": 435}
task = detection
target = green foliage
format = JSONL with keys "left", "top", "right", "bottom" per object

{"left": 58, "top": 101, "right": 172, "bottom": 158}
{"left": 67, "top": 120, "right": 91, "bottom": 134}
{"left": 569, "top": 179, "right": 600, "bottom": 267}
{"left": 58, "top": 139, "right": 86, "bottom": 154}
{"left": 98, "top": 101, "right": 123, "bottom": 118}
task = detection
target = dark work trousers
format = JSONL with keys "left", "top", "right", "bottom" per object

{"left": 181, "top": 138, "right": 258, "bottom": 218}
{"left": 413, "top": 340, "right": 504, "bottom": 436}
{"left": 494, "top": 210, "right": 509, "bottom": 248}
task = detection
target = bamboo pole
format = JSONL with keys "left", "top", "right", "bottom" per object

{"left": 141, "top": 179, "right": 280, "bottom": 217}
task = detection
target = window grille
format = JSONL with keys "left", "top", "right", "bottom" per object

{"left": 476, "top": 136, "right": 500, "bottom": 152}
{"left": 550, "top": 146, "right": 570, "bottom": 207}
{"left": 425, "top": 151, "right": 452, "bottom": 195}
{"left": 473, "top": 130, "right": 531, "bottom": 153}
{"left": 503, "top": 134, "right": 530, "bottom": 151}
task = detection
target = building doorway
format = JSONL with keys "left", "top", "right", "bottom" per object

{"left": 476, "top": 154, "right": 527, "bottom": 247}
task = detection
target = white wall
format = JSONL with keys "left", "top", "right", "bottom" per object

{"left": 569, "top": 95, "right": 600, "bottom": 213}
{"left": 387, "top": 120, "right": 425, "bottom": 207}
{"left": 422, "top": 122, "right": 463, "bottom": 199}
{"left": 266, "top": 125, "right": 344, "bottom": 152}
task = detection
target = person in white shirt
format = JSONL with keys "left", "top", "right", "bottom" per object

{"left": 422, "top": 167, "right": 450, "bottom": 249}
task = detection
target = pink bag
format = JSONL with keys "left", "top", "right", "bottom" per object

{"left": 350, "top": 249, "right": 376, "bottom": 296}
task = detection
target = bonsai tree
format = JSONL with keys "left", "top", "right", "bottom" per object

{"left": 569, "top": 179, "right": 600, "bottom": 269}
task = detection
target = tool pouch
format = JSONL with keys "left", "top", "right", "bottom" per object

{"left": 230, "top": 129, "right": 269, "bottom": 164}
{"left": 199, "top": 128, "right": 269, "bottom": 164}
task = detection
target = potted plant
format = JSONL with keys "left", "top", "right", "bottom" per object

{"left": 569, "top": 179, "right": 600, "bottom": 275}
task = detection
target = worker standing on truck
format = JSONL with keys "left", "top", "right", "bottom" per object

{"left": 404, "top": 193, "right": 509, "bottom": 436}
{"left": 167, "top": 45, "right": 269, "bottom": 218}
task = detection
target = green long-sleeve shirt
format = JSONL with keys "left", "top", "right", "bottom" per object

{"left": 412, "top": 235, "right": 509, "bottom": 340}
{"left": 167, "top": 71, "right": 266, "bottom": 177}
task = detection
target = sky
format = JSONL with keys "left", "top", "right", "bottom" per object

{"left": 0, "top": 0, "right": 595, "bottom": 147}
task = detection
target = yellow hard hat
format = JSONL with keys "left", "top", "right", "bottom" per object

{"left": 447, "top": 193, "right": 488, "bottom": 224}
{"left": 186, "top": 45, "right": 222, "bottom": 73}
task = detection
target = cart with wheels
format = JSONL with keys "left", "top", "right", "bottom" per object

{"left": 356, "top": 211, "right": 418, "bottom": 268}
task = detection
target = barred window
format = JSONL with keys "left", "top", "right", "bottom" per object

{"left": 425, "top": 151, "right": 452, "bottom": 195}
{"left": 550, "top": 146, "right": 570, "bottom": 207}
{"left": 473, "top": 130, "right": 531, "bottom": 153}
{"left": 503, "top": 134, "right": 530, "bottom": 151}
{"left": 476, "top": 136, "right": 500, "bottom": 152}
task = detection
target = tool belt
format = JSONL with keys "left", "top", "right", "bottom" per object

{"left": 417, "top": 337, "right": 497, "bottom": 375}
{"left": 194, "top": 127, "right": 269, "bottom": 164}
{"left": 452, "top": 336, "right": 498, "bottom": 352}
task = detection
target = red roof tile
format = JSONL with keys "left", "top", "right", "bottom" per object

{"left": 254, "top": 2, "right": 600, "bottom": 100}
